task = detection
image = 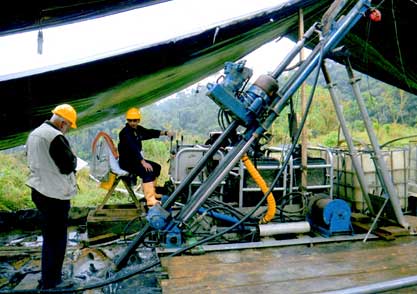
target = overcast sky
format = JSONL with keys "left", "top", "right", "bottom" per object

{"left": 0, "top": 0, "right": 299, "bottom": 79}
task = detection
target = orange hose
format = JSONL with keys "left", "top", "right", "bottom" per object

{"left": 241, "top": 154, "right": 276, "bottom": 224}
{"left": 92, "top": 131, "right": 119, "bottom": 158}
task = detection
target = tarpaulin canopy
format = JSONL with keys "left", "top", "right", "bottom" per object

{"left": 0, "top": 0, "right": 415, "bottom": 149}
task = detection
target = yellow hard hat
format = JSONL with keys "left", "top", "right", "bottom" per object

{"left": 52, "top": 104, "right": 77, "bottom": 128}
{"left": 126, "top": 108, "right": 141, "bottom": 120}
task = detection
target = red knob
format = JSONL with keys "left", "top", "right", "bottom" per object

{"left": 369, "top": 9, "right": 381, "bottom": 22}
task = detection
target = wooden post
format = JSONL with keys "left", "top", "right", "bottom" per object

{"left": 299, "top": 9, "right": 308, "bottom": 192}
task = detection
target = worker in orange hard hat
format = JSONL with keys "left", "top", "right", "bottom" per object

{"left": 118, "top": 107, "right": 175, "bottom": 207}
{"left": 51, "top": 103, "right": 77, "bottom": 129}
{"left": 26, "top": 103, "right": 78, "bottom": 290}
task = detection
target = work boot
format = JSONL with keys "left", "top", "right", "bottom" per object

{"left": 142, "top": 182, "right": 161, "bottom": 207}
{"left": 153, "top": 179, "right": 163, "bottom": 199}
{"left": 37, "top": 279, "right": 74, "bottom": 290}
{"left": 55, "top": 279, "right": 74, "bottom": 289}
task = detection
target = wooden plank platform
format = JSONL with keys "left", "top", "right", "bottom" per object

{"left": 351, "top": 213, "right": 414, "bottom": 240}
{"left": 160, "top": 234, "right": 417, "bottom": 293}
{"left": 86, "top": 203, "right": 145, "bottom": 239}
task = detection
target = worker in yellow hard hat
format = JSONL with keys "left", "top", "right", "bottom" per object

{"left": 25, "top": 103, "right": 77, "bottom": 290}
{"left": 118, "top": 107, "right": 175, "bottom": 207}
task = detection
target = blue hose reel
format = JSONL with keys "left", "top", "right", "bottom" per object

{"left": 307, "top": 196, "right": 353, "bottom": 237}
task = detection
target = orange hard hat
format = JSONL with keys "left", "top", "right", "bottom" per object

{"left": 52, "top": 104, "right": 77, "bottom": 128}
{"left": 126, "top": 108, "right": 141, "bottom": 120}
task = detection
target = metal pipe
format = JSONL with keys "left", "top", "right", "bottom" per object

{"left": 258, "top": 222, "right": 310, "bottom": 236}
{"left": 177, "top": 135, "right": 256, "bottom": 224}
{"left": 321, "top": 62, "right": 374, "bottom": 215}
{"left": 270, "top": 22, "right": 317, "bottom": 79}
{"left": 277, "top": 0, "right": 370, "bottom": 100}
{"left": 363, "top": 196, "right": 389, "bottom": 242}
{"left": 261, "top": 0, "right": 372, "bottom": 134}
{"left": 114, "top": 222, "right": 151, "bottom": 270}
{"left": 299, "top": 8, "right": 308, "bottom": 192}
{"left": 322, "top": 275, "right": 417, "bottom": 294}
{"left": 380, "top": 134, "right": 417, "bottom": 149}
{"left": 345, "top": 59, "right": 409, "bottom": 229}
{"left": 164, "top": 120, "right": 239, "bottom": 208}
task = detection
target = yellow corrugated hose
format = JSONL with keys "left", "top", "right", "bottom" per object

{"left": 241, "top": 154, "right": 276, "bottom": 224}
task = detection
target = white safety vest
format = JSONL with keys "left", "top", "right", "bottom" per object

{"left": 26, "top": 123, "right": 77, "bottom": 200}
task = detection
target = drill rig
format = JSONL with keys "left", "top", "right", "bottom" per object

{"left": 114, "top": 0, "right": 377, "bottom": 270}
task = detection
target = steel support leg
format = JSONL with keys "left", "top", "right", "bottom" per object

{"left": 345, "top": 59, "right": 409, "bottom": 229}
{"left": 321, "top": 62, "right": 374, "bottom": 215}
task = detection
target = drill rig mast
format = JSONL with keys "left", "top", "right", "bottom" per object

{"left": 114, "top": 0, "right": 374, "bottom": 270}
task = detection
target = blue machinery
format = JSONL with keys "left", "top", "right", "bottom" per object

{"left": 307, "top": 196, "right": 353, "bottom": 237}
{"left": 114, "top": 0, "right": 374, "bottom": 270}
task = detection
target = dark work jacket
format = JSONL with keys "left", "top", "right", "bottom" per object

{"left": 118, "top": 123, "right": 160, "bottom": 173}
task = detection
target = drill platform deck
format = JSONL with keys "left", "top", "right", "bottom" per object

{"left": 159, "top": 217, "right": 417, "bottom": 294}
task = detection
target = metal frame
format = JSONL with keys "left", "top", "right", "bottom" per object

{"left": 266, "top": 146, "right": 334, "bottom": 195}
{"left": 171, "top": 146, "right": 226, "bottom": 200}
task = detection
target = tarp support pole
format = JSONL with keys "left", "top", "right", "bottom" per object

{"left": 321, "top": 61, "right": 375, "bottom": 215}
{"left": 345, "top": 58, "right": 409, "bottom": 229}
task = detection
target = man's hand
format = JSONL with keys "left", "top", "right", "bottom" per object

{"left": 141, "top": 160, "right": 153, "bottom": 172}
